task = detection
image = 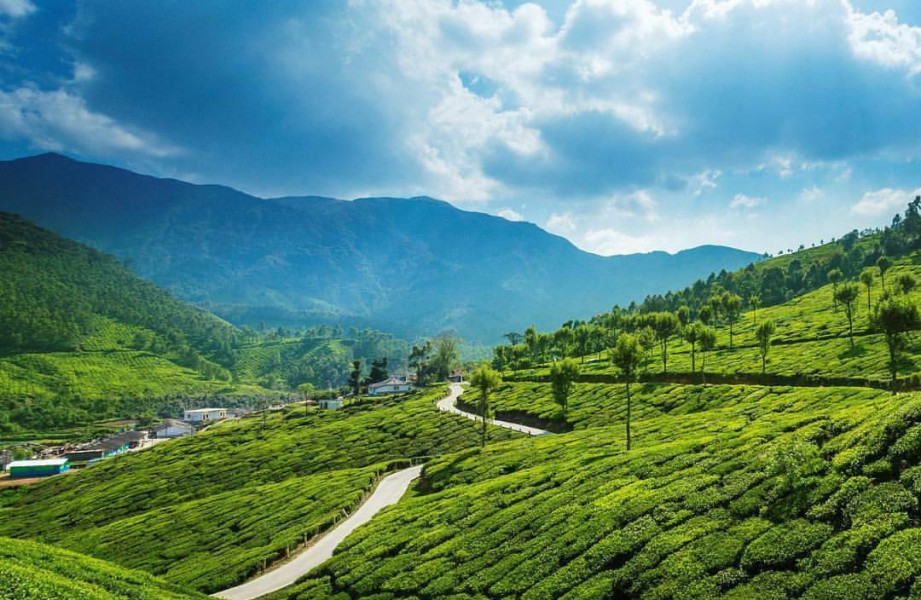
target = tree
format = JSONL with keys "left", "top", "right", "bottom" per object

{"left": 707, "top": 296, "right": 722, "bottom": 326}
{"left": 611, "top": 334, "right": 641, "bottom": 451}
{"left": 549, "top": 358, "right": 580, "bottom": 417}
{"left": 683, "top": 322, "right": 703, "bottom": 373}
{"left": 873, "top": 296, "right": 921, "bottom": 390}
{"left": 409, "top": 342, "right": 432, "bottom": 385}
{"left": 755, "top": 320, "right": 775, "bottom": 375}
{"left": 721, "top": 292, "right": 742, "bottom": 350}
{"left": 574, "top": 325, "right": 593, "bottom": 363}
{"left": 653, "top": 312, "right": 681, "bottom": 373}
{"left": 637, "top": 326, "right": 656, "bottom": 373}
{"left": 367, "top": 357, "right": 389, "bottom": 384}
{"left": 698, "top": 305, "right": 713, "bottom": 326}
{"left": 524, "top": 325, "right": 539, "bottom": 363}
{"left": 504, "top": 332, "right": 523, "bottom": 346}
{"left": 432, "top": 334, "right": 459, "bottom": 380}
{"left": 749, "top": 294, "right": 761, "bottom": 324}
{"left": 676, "top": 306, "right": 691, "bottom": 327}
{"left": 698, "top": 326, "right": 717, "bottom": 385}
{"left": 860, "top": 268, "right": 875, "bottom": 313}
{"left": 348, "top": 360, "right": 362, "bottom": 396}
{"left": 835, "top": 283, "right": 860, "bottom": 347}
{"left": 897, "top": 273, "right": 917, "bottom": 295}
{"left": 827, "top": 268, "right": 843, "bottom": 311}
{"left": 469, "top": 365, "right": 501, "bottom": 446}
{"left": 877, "top": 255, "right": 893, "bottom": 289}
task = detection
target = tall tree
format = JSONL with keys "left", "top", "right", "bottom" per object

{"left": 873, "top": 296, "right": 921, "bottom": 390}
{"left": 749, "top": 294, "right": 761, "bottom": 324}
{"left": 653, "top": 312, "right": 681, "bottom": 374}
{"left": 698, "top": 305, "right": 713, "bottom": 326}
{"left": 469, "top": 365, "right": 501, "bottom": 446}
{"left": 722, "top": 292, "right": 742, "bottom": 350}
{"left": 755, "top": 320, "right": 775, "bottom": 375}
{"left": 503, "top": 332, "right": 523, "bottom": 346}
{"left": 897, "top": 273, "right": 917, "bottom": 295}
{"left": 707, "top": 296, "right": 722, "bottom": 326}
{"left": 860, "top": 268, "right": 875, "bottom": 313}
{"left": 827, "top": 268, "right": 843, "bottom": 311}
{"left": 409, "top": 342, "right": 432, "bottom": 385}
{"left": 877, "top": 255, "right": 893, "bottom": 290}
{"left": 574, "top": 325, "right": 593, "bottom": 363}
{"left": 611, "top": 334, "right": 641, "bottom": 451}
{"left": 348, "top": 359, "right": 362, "bottom": 396}
{"left": 676, "top": 306, "right": 691, "bottom": 327}
{"left": 835, "top": 283, "right": 860, "bottom": 347}
{"left": 698, "top": 326, "right": 717, "bottom": 386}
{"left": 683, "top": 322, "right": 703, "bottom": 373}
{"left": 432, "top": 335, "right": 459, "bottom": 380}
{"left": 549, "top": 358, "right": 580, "bottom": 417}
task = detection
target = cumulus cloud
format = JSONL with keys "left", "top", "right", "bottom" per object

{"left": 581, "top": 227, "right": 663, "bottom": 255}
{"left": 852, "top": 187, "right": 921, "bottom": 216}
{"left": 497, "top": 208, "right": 526, "bottom": 221}
{"left": 729, "top": 193, "right": 766, "bottom": 212}
{"left": 0, "top": 86, "right": 177, "bottom": 157}
{"left": 546, "top": 212, "right": 578, "bottom": 235}
{"left": 0, "top": 0, "right": 34, "bottom": 18}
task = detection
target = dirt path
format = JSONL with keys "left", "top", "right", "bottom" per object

{"left": 212, "top": 465, "right": 423, "bottom": 600}
{"left": 436, "top": 383, "right": 550, "bottom": 436}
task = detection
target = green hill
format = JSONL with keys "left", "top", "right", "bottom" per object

{"left": 0, "top": 536, "right": 206, "bottom": 600}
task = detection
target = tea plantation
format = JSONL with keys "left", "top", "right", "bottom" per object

{"left": 0, "top": 536, "right": 208, "bottom": 600}
{"left": 0, "top": 387, "right": 518, "bottom": 593}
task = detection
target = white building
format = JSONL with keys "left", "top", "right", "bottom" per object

{"left": 318, "top": 397, "right": 343, "bottom": 410}
{"left": 368, "top": 377, "right": 414, "bottom": 396}
{"left": 154, "top": 419, "right": 194, "bottom": 439}
{"left": 183, "top": 408, "right": 227, "bottom": 422}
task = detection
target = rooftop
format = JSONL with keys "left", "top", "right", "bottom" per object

{"left": 8, "top": 458, "right": 69, "bottom": 468}
{"left": 185, "top": 408, "right": 227, "bottom": 413}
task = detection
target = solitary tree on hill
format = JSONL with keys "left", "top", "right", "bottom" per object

{"left": 877, "top": 256, "right": 893, "bottom": 289}
{"left": 749, "top": 294, "right": 761, "bottom": 324}
{"left": 698, "top": 326, "right": 717, "bottom": 386}
{"left": 698, "top": 305, "right": 713, "bottom": 326}
{"left": 897, "top": 273, "right": 917, "bottom": 296}
{"left": 611, "top": 334, "right": 642, "bottom": 451}
{"left": 835, "top": 283, "right": 860, "bottom": 347}
{"left": 676, "top": 306, "right": 691, "bottom": 327}
{"left": 755, "top": 320, "right": 775, "bottom": 375}
{"left": 469, "top": 365, "right": 501, "bottom": 446}
{"left": 683, "top": 322, "right": 704, "bottom": 372}
{"left": 653, "top": 312, "right": 681, "bottom": 374}
{"left": 873, "top": 296, "right": 921, "bottom": 390}
{"left": 550, "top": 358, "right": 580, "bottom": 418}
{"left": 860, "top": 268, "right": 875, "bottom": 313}
{"left": 721, "top": 292, "right": 742, "bottom": 350}
{"left": 827, "top": 269, "right": 843, "bottom": 311}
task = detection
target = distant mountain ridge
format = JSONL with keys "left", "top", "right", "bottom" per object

{"left": 0, "top": 153, "right": 760, "bottom": 342}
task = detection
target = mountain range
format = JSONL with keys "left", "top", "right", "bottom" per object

{"left": 0, "top": 153, "right": 760, "bottom": 342}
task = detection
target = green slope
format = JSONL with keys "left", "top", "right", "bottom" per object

{"left": 0, "top": 387, "right": 519, "bottom": 593}
{"left": 0, "top": 536, "right": 206, "bottom": 600}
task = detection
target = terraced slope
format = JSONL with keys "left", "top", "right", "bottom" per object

{"left": 0, "top": 536, "right": 207, "bottom": 600}
{"left": 0, "top": 388, "right": 518, "bottom": 593}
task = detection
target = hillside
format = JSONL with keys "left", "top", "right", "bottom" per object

{"left": 0, "top": 153, "right": 760, "bottom": 343}
{"left": 0, "top": 536, "right": 206, "bottom": 600}
{"left": 0, "top": 388, "right": 518, "bottom": 593}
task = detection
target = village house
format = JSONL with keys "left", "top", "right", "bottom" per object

{"left": 368, "top": 377, "right": 414, "bottom": 396}
{"left": 154, "top": 418, "right": 194, "bottom": 439}
{"left": 317, "top": 397, "right": 344, "bottom": 410}
{"left": 183, "top": 407, "right": 228, "bottom": 422}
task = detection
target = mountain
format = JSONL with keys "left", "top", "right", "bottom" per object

{"left": 0, "top": 153, "right": 761, "bottom": 342}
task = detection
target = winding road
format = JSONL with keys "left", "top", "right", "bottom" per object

{"left": 213, "top": 384, "right": 544, "bottom": 600}
{"left": 213, "top": 465, "right": 423, "bottom": 600}
{"left": 437, "top": 382, "right": 551, "bottom": 436}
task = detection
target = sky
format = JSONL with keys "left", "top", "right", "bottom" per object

{"left": 1, "top": 0, "right": 921, "bottom": 256}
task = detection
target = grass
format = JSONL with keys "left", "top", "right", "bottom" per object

{"left": 0, "top": 386, "right": 519, "bottom": 593}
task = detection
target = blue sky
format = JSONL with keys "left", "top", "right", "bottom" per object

{"left": 1, "top": 1, "right": 920, "bottom": 255}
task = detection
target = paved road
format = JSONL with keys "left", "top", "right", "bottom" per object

{"left": 436, "top": 383, "right": 550, "bottom": 436}
{"left": 213, "top": 465, "right": 423, "bottom": 600}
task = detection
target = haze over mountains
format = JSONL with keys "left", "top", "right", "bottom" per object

{"left": 0, "top": 154, "right": 759, "bottom": 342}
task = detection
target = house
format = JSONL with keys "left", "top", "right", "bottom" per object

{"left": 7, "top": 458, "right": 70, "bottom": 478}
{"left": 154, "top": 419, "right": 194, "bottom": 439}
{"left": 448, "top": 368, "right": 466, "bottom": 383}
{"left": 183, "top": 408, "right": 227, "bottom": 422}
{"left": 318, "top": 397, "right": 343, "bottom": 410}
{"left": 368, "top": 377, "right": 414, "bottom": 396}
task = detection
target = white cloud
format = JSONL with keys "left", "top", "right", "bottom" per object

{"left": 497, "top": 207, "right": 525, "bottom": 221}
{"left": 546, "top": 212, "right": 578, "bottom": 235}
{"left": 847, "top": 7, "right": 921, "bottom": 74}
{"left": 729, "top": 193, "right": 767, "bottom": 211}
{"left": 604, "top": 189, "right": 659, "bottom": 221}
{"left": 581, "top": 227, "right": 663, "bottom": 255}
{"left": 799, "top": 186, "right": 825, "bottom": 203}
{"left": 0, "top": 0, "right": 35, "bottom": 18}
{"left": 852, "top": 187, "right": 921, "bottom": 216}
{"left": 691, "top": 168, "right": 721, "bottom": 196}
{"left": 0, "top": 86, "right": 179, "bottom": 158}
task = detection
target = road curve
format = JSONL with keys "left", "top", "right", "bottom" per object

{"left": 213, "top": 465, "right": 423, "bottom": 600}
{"left": 437, "top": 383, "right": 550, "bottom": 436}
